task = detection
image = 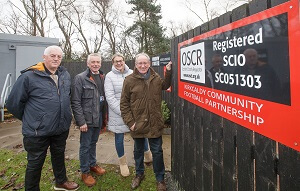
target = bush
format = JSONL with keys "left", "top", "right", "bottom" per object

{"left": 161, "top": 100, "right": 171, "bottom": 124}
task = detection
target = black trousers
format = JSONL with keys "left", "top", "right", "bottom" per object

{"left": 23, "top": 130, "right": 69, "bottom": 191}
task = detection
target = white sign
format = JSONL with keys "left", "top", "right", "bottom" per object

{"left": 151, "top": 56, "right": 160, "bottom": 66}
{"left": 180, "top": 42, "right": 206, "bottom": 84}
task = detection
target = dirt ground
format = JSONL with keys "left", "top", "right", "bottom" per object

{"left": 0, "top": 119, "right": 171, "bottom": 170}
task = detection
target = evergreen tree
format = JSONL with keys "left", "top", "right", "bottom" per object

{"left": 126, "top": 0, "right": 169, "bottom": 56}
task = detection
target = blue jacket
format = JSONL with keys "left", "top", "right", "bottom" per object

{"left": 6, "top": 62, "right": 72, "bottom": 137}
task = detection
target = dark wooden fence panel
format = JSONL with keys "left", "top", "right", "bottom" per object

{"left": 248, "top": 1, "right": 278, "bottom": 191}
{"left": 232, "top": 3, "right": 253, "bottom": 191}
{"left": 278, "top": 144, "right": 300, "bottom": 191}
{"left": 255, "top": 134, "right": 277, "bottom": 191}
{"left": 194, "top": 107, "right": 204, "bottom": 191}
{"left": 193, "top": 26, "right": 204, "bottom": 191}
{"left": 61, "top": 59, "right": 135, "bottom": 80}
{"left": 182, "top": 29, "right": 197, "bottom": 191}
{"left": 219, "top": 10, "right": 237, "bottom": 191}
{"left": 222, "top": 120, "right": 237, "bottom": 191}
{"left": 202, "top": 109, "right": 213, "bottom": 191}
{"left": 171, "top": 35, "right": 180, "bottom": 189}
{"left": 271, "top": 0, "right": 290, "bottom": 7}
{"left": 207, "top": 16, "right": 224, "bottom": 191}
{"left": 169, "top": 0, "right": 300, "bottom": 191}
{"left": 237, "top": 127, "right": 254, "bottom": 191}
{"left": 179, "top": 32, "right": 188, "bottom": 190}
{"left": 248, "top": 0, "right": 268, "bottom": 15}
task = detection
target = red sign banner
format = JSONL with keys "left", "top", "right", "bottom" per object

{"left": 178, "top": 0, "right": 300, "bottom": 151}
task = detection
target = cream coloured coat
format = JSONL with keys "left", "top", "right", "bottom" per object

{"left": 104, "top": 64, "right": 132, "bottom": 133}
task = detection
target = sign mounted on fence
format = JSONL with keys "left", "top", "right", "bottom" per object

{"left": 178, "top": 0, "right": 300, "bottom": 151}
{"left": 151, "top": 56, "right": 160, "bottom": 66}
{"left": 151, "top": 53, "right": 171, "bottom": 67}
{"left": 159, "top": 53, "right": 171, "bottom": 66}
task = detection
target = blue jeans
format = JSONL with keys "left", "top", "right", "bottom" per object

{"left": 79, "top": 114, "right": 102, "bottom": 173}
{"left": 23, "top": 130, "right": 69, "bottom": 191}
{"left": 133, "top": 137, "right": 165, "bottom": 182}
{"left": 115, "top": 133, "right": 149, "bottom": 157}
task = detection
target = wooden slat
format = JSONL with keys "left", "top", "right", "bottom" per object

{"left": 222, "top": 120, "right": 237, "bottom": 191}
{"left": 278, "top": 144, "right": 300, "bottom": 191}
{"left": 231, "top": 4, "right": 249, "bottom": 21}
{"left": 194, "top": 107, "right": 204, "bottom": 191}
{"left": 254, "top": 133, "right": 277, "bottom": 190}
{"left": 193, "top": 26, "right": 203, "bottom": 191}
{"left": 271, "top": 0, "right": 290, "bottom": 7}
{"left": 236, "top": 126, "right": 254, "bottom": 191}
{"left": 211, "top": 113, "right": 223, "bottom": 191}
{"left": 183, "top": 100, "right": 192, "bottom": 190}
{"left": 202, "top": 109, "right": 212, "bottom": 191}
{"left": 248, "top": 0, "right": 268, "bottom": 15}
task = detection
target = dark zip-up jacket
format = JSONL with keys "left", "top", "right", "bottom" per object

{"left": 71, "top": 68, "right": 106, "bottom": 128}
{"left": 6, "top": 62, "right": 72, "bottom": 137}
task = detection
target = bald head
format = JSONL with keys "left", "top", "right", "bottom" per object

{"left": 243, "top": 48, "right": 258, "bottom": 69}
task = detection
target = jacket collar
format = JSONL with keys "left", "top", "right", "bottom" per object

{"left": 84, "top": 68, "right": 104, "bottom": 78}
{"left": 111, "top": 64, "right": 130, "bottom": 74}
{"left": 21, "top": 62, "right": 65, "bottom": 77}
{"left": 133, "top": 67, "right": 156, "bottom": 80}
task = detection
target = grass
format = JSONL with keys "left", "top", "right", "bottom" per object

{"left": 0, "top": 149, "right": 157, "bottom": 191}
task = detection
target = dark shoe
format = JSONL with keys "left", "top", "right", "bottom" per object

{"left": 54, "top": 181, "right": 79, "bottom": 191}
{"left": 131, "top": 174, "right": 145, "bottom": 190}
{"left": 90, "top": 165, "right": 106, "bottom": 175}
{"left": 157, "top": 181, "right": 166, "bottom": 191}
{"left": 81, "top": 173, "right": 96, "bottom": 187}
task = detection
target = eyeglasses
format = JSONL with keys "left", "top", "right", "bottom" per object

{"left": 50, "top": 54, "right": 62, "bottom": 60}
{"left": 136, "top": 62, "right": 150, "bottom": 66}
{"left": 114, "top": 60, "right": 124, "bottom": 64}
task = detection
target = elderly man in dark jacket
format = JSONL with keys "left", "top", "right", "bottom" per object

{"left": 71, "top": 53, "right": 107, "bottom": 187}
{"left": 120, "top": 53, "right": 172, "bottom": 191}
{"left": 6, "top": 45, "right": 79, "bottom": 191}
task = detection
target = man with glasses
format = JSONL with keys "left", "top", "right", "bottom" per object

{"left": 120, "top": 53, "right": 172, "bottom": 191}
{"left": 71, "top": 53, "right": 107, "bottom": 187}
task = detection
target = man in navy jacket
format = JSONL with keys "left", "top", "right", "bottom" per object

{"left": 6, "top": 45, "right": 79, "bottom": 191}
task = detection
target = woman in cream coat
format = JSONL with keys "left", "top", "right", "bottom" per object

{"left": 104, "top": 53, "right": 152, "bottom": 177}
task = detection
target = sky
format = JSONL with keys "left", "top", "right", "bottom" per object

{"left": 113, "top": 0, "right": 202, "bottom": 31}
{"left": 0, "top": 0, "right": 246, "bottom": 53}
{"left": 159, "top": 0, "right": 200, "bottom": 24}
{"left": 0, "top": 0, "right": 201, "bottom": 33}
{"left": 0, "top": 0, "right": 245, "bottom": 36}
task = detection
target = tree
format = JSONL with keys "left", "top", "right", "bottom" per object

{"left": 126, "top": 0, "right": 169, "bottom": 56}
{"left": 1, "top": 0, "right": 49, "bottom": 36}
{"left": 0, "top": 8, "right": 22, "bottom": 34}
{"left": 184, "top": 0, "right": 250, "bottom": 24}
{"left": 167, "top": 20, "right": 196, "bottom": 38}
{"left": 49, "top": 0, "right": 75, "bottom": 60}
{"left": 20, "top": 0, "right": 48, "bottom": 36}
{"left": 91, "top": 0, "right": 117, "bottom": 56}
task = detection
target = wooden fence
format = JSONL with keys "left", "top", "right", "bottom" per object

{"left": 169, "top": 0, "right": 300, "bottom": 190}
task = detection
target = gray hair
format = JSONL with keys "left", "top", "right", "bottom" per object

{"left": 44, "top": 45, "right": 63, "bottom": 55}
{"left": 135, "top": 53, "right": 150, "bottom": 63}
{"left": 111, "top": 53, "right": 125, "bottom": 62}
{"left": 87, "top": 53, "right": 102, "bottom": 63}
